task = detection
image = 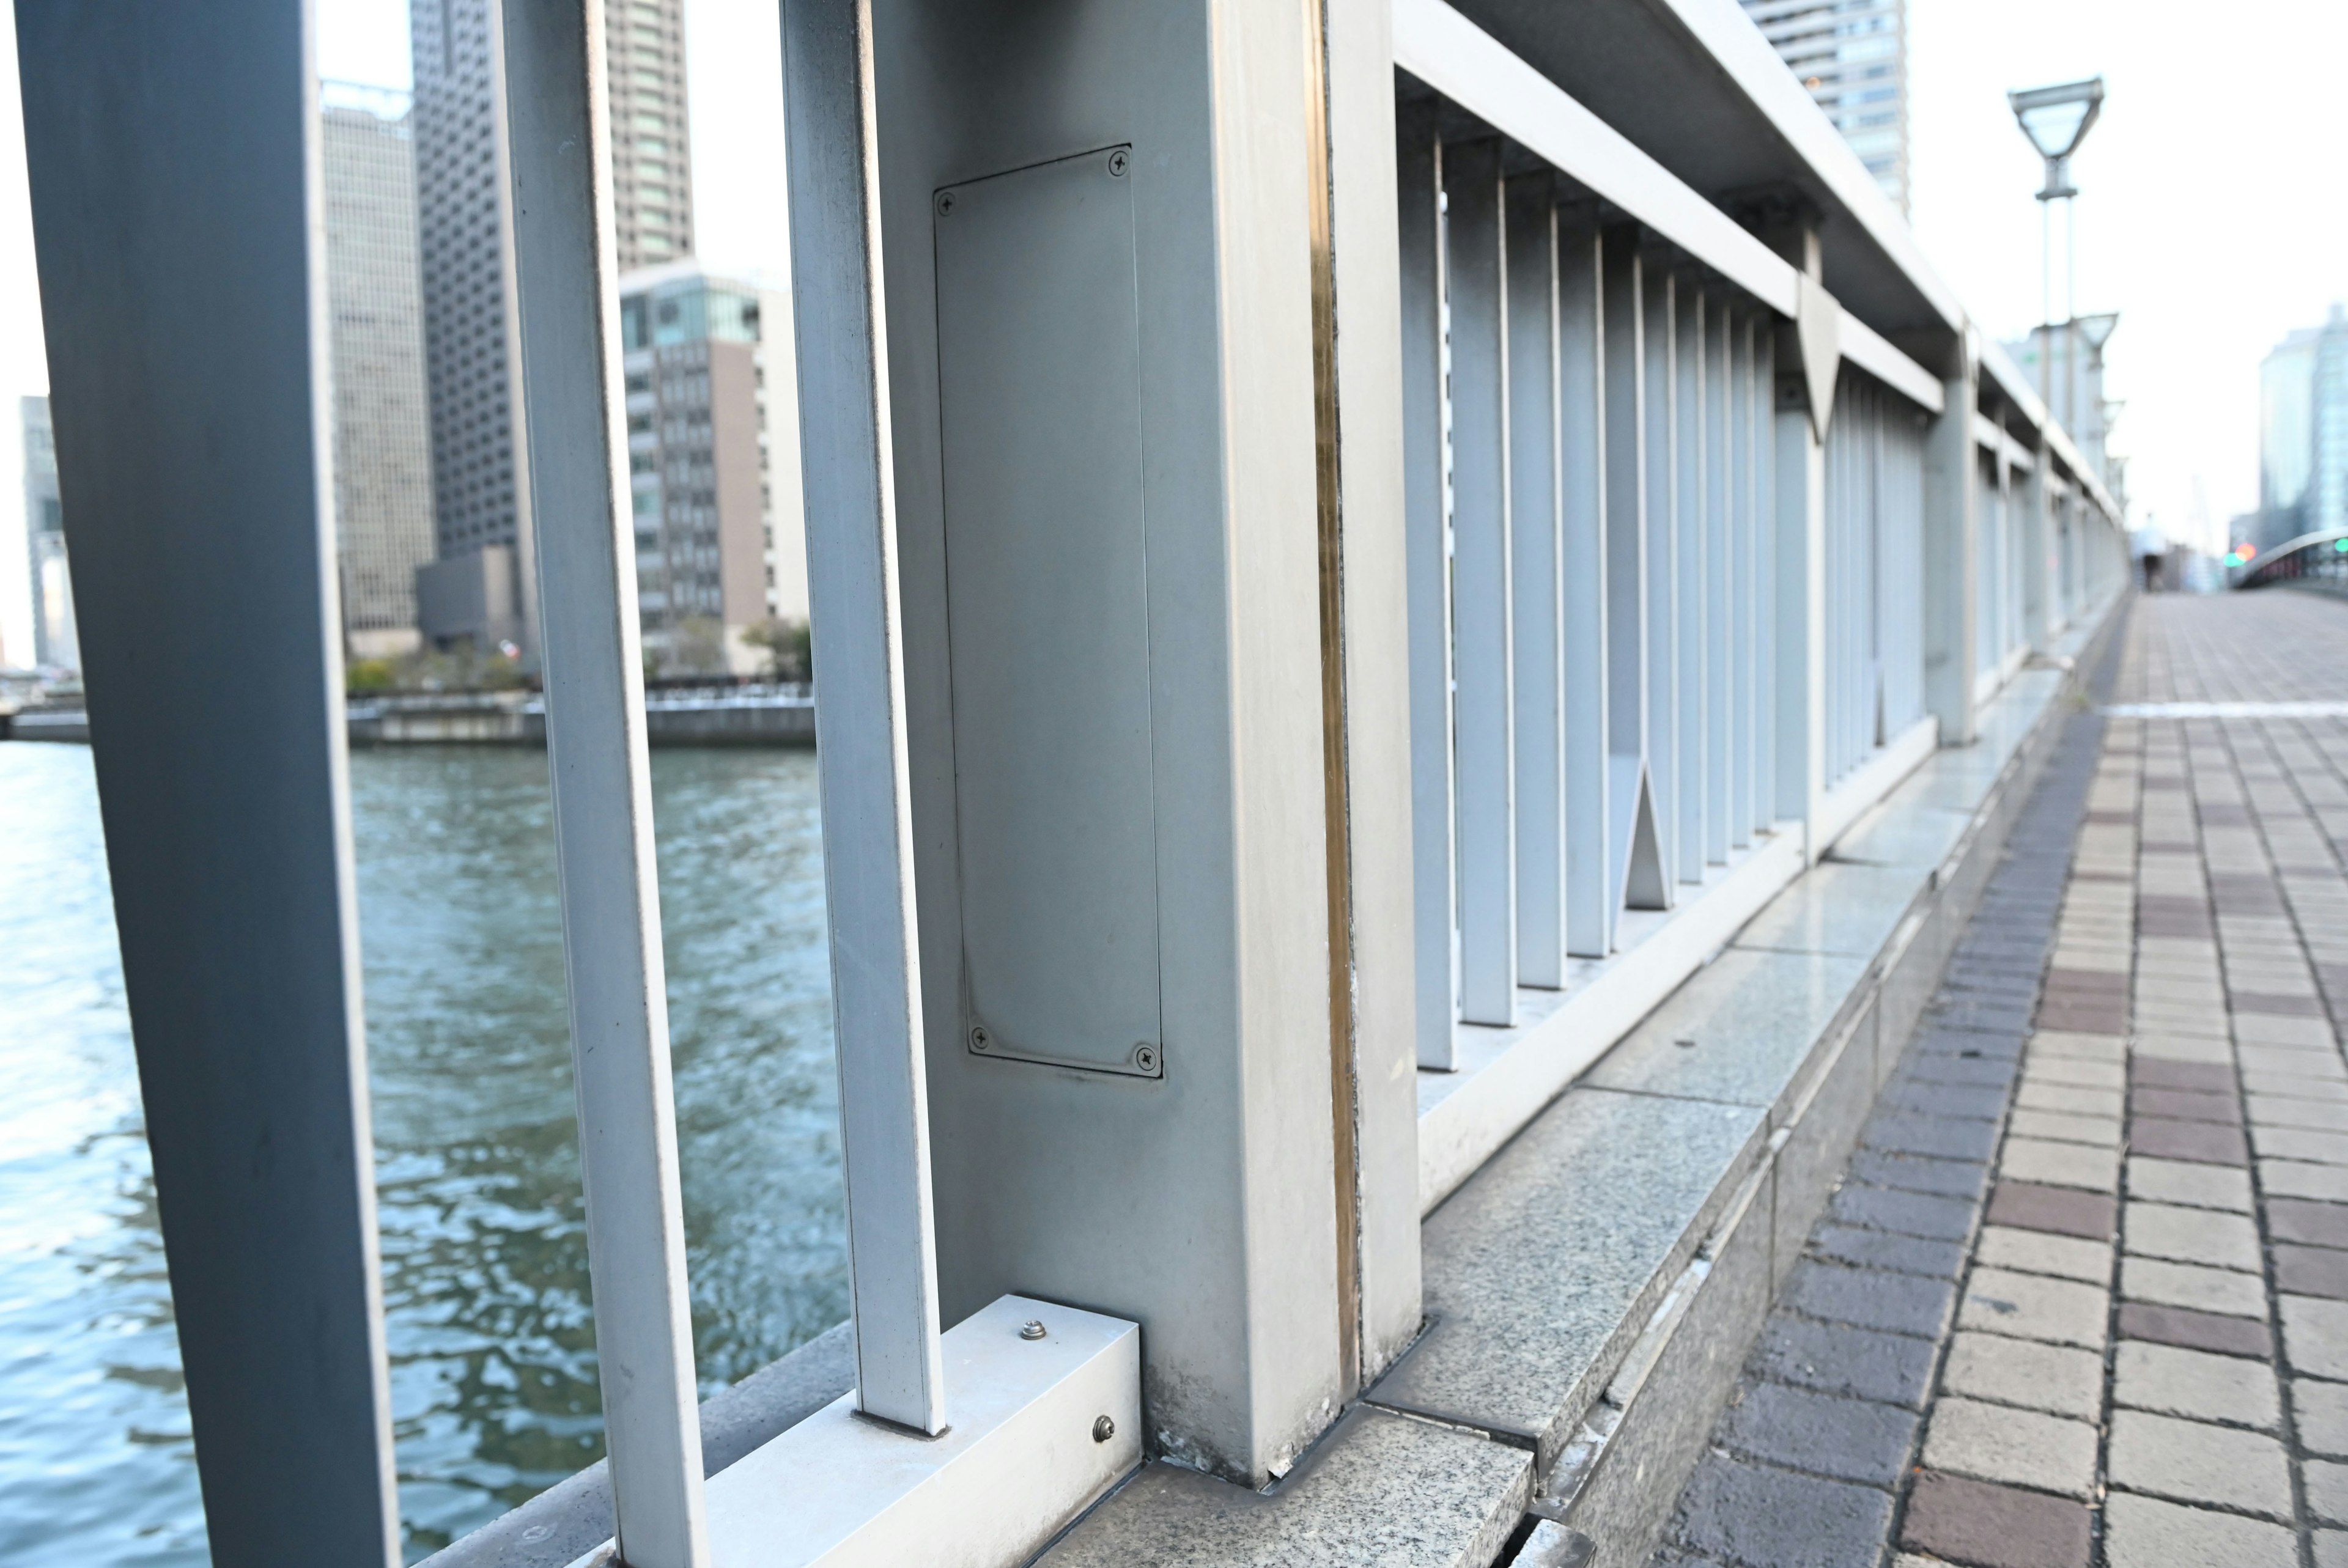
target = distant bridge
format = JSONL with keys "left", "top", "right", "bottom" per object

{"left": 2235, "top": 529, "right": 2348, "bottom": 591}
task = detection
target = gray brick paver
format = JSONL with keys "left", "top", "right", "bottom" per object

{"left": 1657, "top": 600, "right": 2348, "bottom": 1567}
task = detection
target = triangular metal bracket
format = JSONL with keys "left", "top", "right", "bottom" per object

{"left": 1611, "top": 755, "right": 1669, "bottom": 913}
{"left": 1796, "top": 272, "right": 1840, "bottom": 441}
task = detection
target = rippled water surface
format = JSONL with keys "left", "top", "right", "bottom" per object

{"left": 0, "top": 743, "right": 847, "bottom": 1563}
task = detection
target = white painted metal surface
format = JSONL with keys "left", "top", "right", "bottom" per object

{"left": 1509, "top": 179, "right": 1566, "bottom": 990}
{"left": 1392, "top": 0, "right": 1796, "bottom": 316}
{"left": 778, "top": 0, "right": 947, "bottom": 1436}
{"left": 499, "top": 2, "right": 708, "bottom": 1558}
{"left": 1673, "top": 282, "right": 1706, "bottom": 882}
{"left": 1644, "top": 268, "right": 1680, "bottom": 893}
{"left": 1600, "top": 227, "right": 1661, "bottom": 916}
{"left": 563, "top": 1298, "right": 1139, "bottom": 1568}
{"left": 1447, "top": 138, "right": 1518, "bottom": 1028}
{"left": 1400, "top": 115, "right": 1461, "bottom": 1068}
{"left": 1326, "top": 0, "right": 1428, "bottom": 1384}
{"left": 1839, "top": 309, "right": 1946, "bottom": 416}
{"left": 1776, "top": 372, "right": 1829, "bottom": 857}
{"left": 1558, "top": 218, "right": 1612, "bottom": 960}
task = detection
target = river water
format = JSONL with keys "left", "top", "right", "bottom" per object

{"left": 0, "top": 743, "right": 850, "bottom": 1563}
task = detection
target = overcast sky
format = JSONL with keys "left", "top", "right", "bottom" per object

{"left": 1, "top": 0, "right": 2341, "bottom": 660}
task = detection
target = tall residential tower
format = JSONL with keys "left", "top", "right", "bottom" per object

{"left": 408, "top": 0, "right": 696, "bottom": 653}
{"left": 1740, "top": 0, "right": 1910, "bottom": 214}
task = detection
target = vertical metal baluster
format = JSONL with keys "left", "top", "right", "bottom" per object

{"left": 500, "top": 2, "right": 710, "bottom": 1559}
{"left": 1445, "top": 138, "right": 1516, "bottom": 1027}
{"left": 16, "top": 7, "right": 399, "bottom": 1562}
{"left": 1507, "top": 177, "right": 1565, "bottom": 988}
{"left": 1728, "top": 307, "right": 1755, "bottom": 847}
{"left": 1604, "top": 226, "right": 1663, "bottom": 914}
{"left": 1643, "top": 265, "right": 1678, "bottom": 893}
{"left": 1560, "top": 214, "right": 1612, "bottom": 957}
{"left": 1674, "top": 282, "right": 1705, "bottom": 878}
{"left": 1705, "top": 294, "right": 1730, "bottom": 863}
{"left": 1763, "top": 320, "right": 1778, "bottom": 822}
{"left": 1398, "top": 109, "right": 1458, "bottom": 1067}
{"left": 777, "top": 0, "right": 950, "bottom": 1434}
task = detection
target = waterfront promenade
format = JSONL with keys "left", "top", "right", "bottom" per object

{"left": 1655, "top": 591, "right": 2348, "bottom": 1568}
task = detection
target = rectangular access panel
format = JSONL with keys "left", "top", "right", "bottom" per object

{"left": 933, "top": 144, "right": 1164, "bottom": 1080}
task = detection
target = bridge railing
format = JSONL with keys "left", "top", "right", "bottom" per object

{"left": 12, "top": 1, "right": 2132, "bottom": 1564}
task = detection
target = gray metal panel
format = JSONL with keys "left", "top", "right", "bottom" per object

{"left": 934, "top": 145, "right": 1163, "bottom": 1080}
{"left": 15, "top": 4, "right": 399, "bottom": 1561}
{"left": 1506, "top": 176, "right": 1562, "bottom": 989}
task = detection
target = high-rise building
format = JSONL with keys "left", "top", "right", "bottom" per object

{"left": 408, "top": 0, "right": 696, "bottom": 655}
{"left": 2256, "top": 307, "right": 2348, "bottom": 553}
{"left": 604, "top": 0, "right": 695, "bottom": 271}
{"left": 323, "top": 86, "right": 436, "bottom": 661}
{"left": 410, "top": 0, "right": 534, "bottom": 655}
{"left": 1740, "top": 0, "right": 1910, "bottom": 214}
{"left": 621, "top": 264, "right": 805, "bottom": 675}
{"left": 22, "top": 396, "right": 75, "bottom": 672}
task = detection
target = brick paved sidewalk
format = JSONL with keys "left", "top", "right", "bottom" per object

{"left": 1652, "top": 592, "right": 2348, "bottom": 1568}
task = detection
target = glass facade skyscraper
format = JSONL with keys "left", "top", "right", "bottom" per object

{"left": 2258, "top": 307, "right": 2348, "bottom": 552}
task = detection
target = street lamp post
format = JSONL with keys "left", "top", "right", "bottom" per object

{"left": 2009, "top": 78, "right": 2106, "bottom": 433}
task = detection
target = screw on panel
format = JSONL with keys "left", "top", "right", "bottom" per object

{"left": 970, "top": 1025, "right": 991, "bottom": 1051}
{"left": 1107, "top": 149, "right": 1129, "bottom": 177}
{"left": 935, "top": 190, "right": 955, "bottom": 216}
{"left": 1020, "top": 1319, "right": 1047, "bottom": 1341}
{"left": 1132, "top": 1042, "right": 1159, "bottom": 1073}
{"left": 1092, "top": 1415, "right": 1115, "bottom": 1443}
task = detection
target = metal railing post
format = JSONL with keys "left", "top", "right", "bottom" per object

{"left": 15, "top": 4, "right": 399, "bottom": 1561}
{"left": 498, "top": 1, "right": 710, "bottom": 1559}
{"left": 777, "top": 0, "right": 949, "bottom": 1435}
{"left": 1398, "top": 108, "right": 1459, "bottom": 1066}
{"left": 1922, "top": 337, "right": 1982, "bottom": 746}
{"left": 1323, "top": 0, "right": 1425, "bottom": 1381}
{"left": 1705, "top": 297, "right": 1733, "bottom": 863}
{"left": 1775, "top": 326, "right": 1829, "bottom": 858}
